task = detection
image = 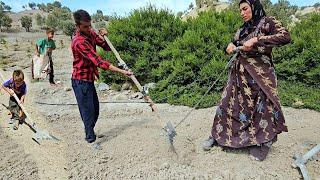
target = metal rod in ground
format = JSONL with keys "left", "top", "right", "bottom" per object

{"left": 174, "top": 47, "right": 243, "bottom": 130}
{"left": 294, "top": 144, "right": 320, "bottom": 180}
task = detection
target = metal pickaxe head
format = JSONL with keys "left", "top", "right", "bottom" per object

{"left": 164, "top": 121, "right": 177, "bottom": 147}
{"left": 23, "top": 121, "right": 60, "bottom": 141}
{"left": 31, "top": 124, "right": 60, "bottom": 141}
{"left": 34, "top": 130, "right": 60, "bottom": 141}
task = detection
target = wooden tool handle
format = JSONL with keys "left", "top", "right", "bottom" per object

{"left": 103, "top": 36, "right": 156, "bottom": 111}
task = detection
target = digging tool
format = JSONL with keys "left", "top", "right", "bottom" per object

{"left": 101, "top": 34, "right": 155, "bottom": 111}
{"left": 0, "top": 72, "right": 59, "bottom": 142}
{"left": 294, "top": 144, "right": 320, "bottom": 180}
{"left": 101, "top": 34, "right": 176, "bottom": 147}
{"left": 167, "top": 46, "right": 244, "bottom": 145}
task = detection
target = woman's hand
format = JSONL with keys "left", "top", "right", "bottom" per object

{"left": 226, "top": 43, "right": 237, "bottom": 54}
{"left": 243, "top": 37, "right": 258, "bottom": 51}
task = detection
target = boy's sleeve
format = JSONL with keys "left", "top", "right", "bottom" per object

{"left": 2, "top": 79, "right": 12, "bottom": 88}
{"left": 21, "top": 84, "right": 27, "bottom": 95}
{"left": 36, "top": 39, "right": 44, "bottom": 47}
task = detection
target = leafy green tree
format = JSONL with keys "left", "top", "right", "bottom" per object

{"left": 3, "top": 4, "right": 10, "bottom": 11}
{"left": 28, "top": 2, "right": 36, "bottom": 10}
{"left": 46, "top": 14, "right": 59, "bottom": 29}
{"left": 0, "top": 1, "right": 11, "bottom": 12}
{"left": 36, "top": 13, "right": 45, "bottom": 26}
{"left": 46, "top": 7, "right": 72, "bottom": 29}
{"left": 46, "top": 3, "right": 54, "bottom": 12}
{"left": 0, "top": 1, "right": 12, "bottom": 31}
{"left": 196, "top": 0, "right": 202, "bottom": 8}
{"left": 37, "top": 3, "right": 46, "bottom": 11}
{"left": 52, "top": 1, "right": 62, "bottom": 8}
{"left": 189, "top": 3, "right": 194, "bottom": 10}
{"left": 20, "top": 15, "right": 32, "bottom": 32}
{"left": 62, "top": 20, "right": 75, "bottom": 39}
{"left": 1, "top": 14, "right": 12, "bottom": 30}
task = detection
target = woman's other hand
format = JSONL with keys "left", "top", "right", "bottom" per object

{"left": 226, "top": 43, "right": 237, "bottom": 54}
{"left": 243, "top": 37, "right": 258, "bottom": 51}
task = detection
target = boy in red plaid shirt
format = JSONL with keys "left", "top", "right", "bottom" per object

{"left": 71, "top": 10, "right": 132, "bottom": 148}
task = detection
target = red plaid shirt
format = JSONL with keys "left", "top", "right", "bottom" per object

{"left": 71, "top": 29, "right": 111, "bottom": 82}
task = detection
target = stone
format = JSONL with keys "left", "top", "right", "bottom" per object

{"left": 98, "top": 83, "right": 110, "bottom": 91}
{"left": 114, "top": 94, "right": 128, "bottom": 101}
{"left": 130, "top": 92, "right": 144, "bottom": 99}
{"left": 121, "top": 82, "right": 132, "bottom": 91}
{"left": 64, "top": 87, "right": 72, "bottom": 91}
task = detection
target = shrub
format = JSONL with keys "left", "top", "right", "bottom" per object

{"left": 20, "top": 16, "right": 32, "bottom": 32}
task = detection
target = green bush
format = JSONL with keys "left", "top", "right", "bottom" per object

{"left": 274, "top": 13, "right": 320, "bottom": 87}
{"left": 62, "top": 20, "right": 75, "bottom": 39}
{"left": 148, "top": 10, "right": 242, "bottom": 107}
{"left": 278, "top": 81, "right": 320, "bottom": 111}
{"left": 20, "top": 15, "right": 32, "bottom": 32}
{"left": 45, "top": 5, "right": 72, "bottom": 29}
{"left": 98, "top": 5, "right": 319, "bottom": 111}
{"left": 98, "top": 5, "right": 186, "bottom": 84}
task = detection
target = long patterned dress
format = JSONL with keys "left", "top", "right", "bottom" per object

{"left": 211, "top": 16, "right": 291, "bottom": 148}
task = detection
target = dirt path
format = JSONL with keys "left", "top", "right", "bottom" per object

{"left": 0, "top": 32, "right": 319, "bottom": 179}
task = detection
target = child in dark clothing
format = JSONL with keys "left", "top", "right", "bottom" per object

{"left": 1, "top": 70, "right": 27, "bottom": 130}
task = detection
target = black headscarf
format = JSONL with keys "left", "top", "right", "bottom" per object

{"left": 238, "top": 0, "right": 266, "bottom": 39}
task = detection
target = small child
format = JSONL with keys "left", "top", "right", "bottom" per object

{"left": 1, "top": 70, "right": 27, "bottom": 130}
{"left": 35, "top": 28, "right": 56, "bottom": 85}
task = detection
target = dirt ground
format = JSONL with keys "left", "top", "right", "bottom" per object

{"left": 0, "top": 32, "right": 319, "bottom": 179}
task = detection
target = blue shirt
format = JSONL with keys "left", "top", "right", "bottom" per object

{"left": 3, "top": 78, "right": 27, "bottom": 99}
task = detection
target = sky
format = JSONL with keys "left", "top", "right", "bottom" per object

{"left": 2, "top": 0, "right": 320, "bottom": 16}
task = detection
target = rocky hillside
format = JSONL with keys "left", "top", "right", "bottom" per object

{"left": 182, "top": 0, "right": 229, "bottom": 20}
{"left": 181, "top": 0, "right": 320, "bottom": 21}
{"left": 6, "top": 9, "right": 48, "bottom": 30}
{"left": 296, "top": 6, "right": 320, "bottom": 16}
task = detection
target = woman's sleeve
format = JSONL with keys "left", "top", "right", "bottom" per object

{"left": 257, "top": 17, "right": 291, "bottom": 47}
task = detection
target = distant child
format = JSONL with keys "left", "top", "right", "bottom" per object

{"left": 35, "top": 28, "right": 56, "bottom": 85}
{"left": 1, "top": 70, "right": 27, "bottom": 130}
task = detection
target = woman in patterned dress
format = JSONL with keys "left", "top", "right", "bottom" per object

{"left": 202, "top": 0, "right": 291, "bottom": 161}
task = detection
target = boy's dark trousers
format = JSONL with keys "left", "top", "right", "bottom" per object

{"left": 48, "top": 55, "right": 54, "bottom": 84}
{"left": 9, "top": 98, "right": 26, "bottom": 122}
{"left": 72, "top": 79, "right": 99, "bottom": 143}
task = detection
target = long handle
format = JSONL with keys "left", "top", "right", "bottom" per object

{"left": 103, "top": 35, "right": 156, "bottom": 111}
